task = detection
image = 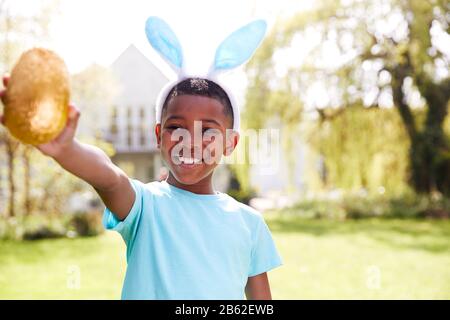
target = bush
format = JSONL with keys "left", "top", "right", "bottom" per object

{"left": 282, "top": 200, "right": 347, "bottom": 220}
{"left": 0, "top": 210, "right": 104, "bottom": 241}
{"left": 67, "top": 211, "right": 104, "bottom": 237}
{"left": 23, "top": 226, "right": 65, "bottom": 240}
{"left": 227, "top": 188, "right": 257, "bottom": 205}
{"left": 281, "top": 194, "right": 450, "bottom": 220}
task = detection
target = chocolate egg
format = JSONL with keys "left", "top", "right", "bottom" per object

{"left": 3, "top": 48, "right": 70, "bottom": 145}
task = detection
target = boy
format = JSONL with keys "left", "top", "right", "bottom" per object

{"left": 0, "top": 75, "right": 282, "bottom": 300}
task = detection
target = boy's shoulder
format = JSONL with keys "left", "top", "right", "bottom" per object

{"left": 142, "top": 179, "right": 167, "bottom": 196}
{"left": 229, "top": 196, "right": 262, "bottom": 218}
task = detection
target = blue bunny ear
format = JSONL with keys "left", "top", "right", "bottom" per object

{"left": 212, "top": 20, "right": 267, "bottom": 72}
{"left": 145, "top": 16, "right": 183, "bottom": 72}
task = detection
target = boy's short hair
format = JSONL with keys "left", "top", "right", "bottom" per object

{"left": 161, "top": 78, "right": 234, "bottom": 127}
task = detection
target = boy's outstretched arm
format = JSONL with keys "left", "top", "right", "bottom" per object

{"left": 49, "top": 125, "right": 135, "bottom": 221}
{"left": 245, "top": 272, "right": 272, "bottom": 300}
{"left": 0, "top": 75, "right": 134, "bottom": 221}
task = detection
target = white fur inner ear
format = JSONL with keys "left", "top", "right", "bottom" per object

{"left": 145, "top": 16, "right": 184, "bottom": 72}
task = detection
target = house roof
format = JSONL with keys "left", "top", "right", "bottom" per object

{"left": 111, "top": 44, "right": 169, "bottom": 107}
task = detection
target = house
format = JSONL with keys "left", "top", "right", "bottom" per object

{"left": 104, "top": 44, "right": 169, "bottom": 183}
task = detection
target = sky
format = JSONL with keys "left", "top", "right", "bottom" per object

{"left": 8, "top": 0, "right": 447, "bottom": 109}
{"left": 49, "top": 0, "right": 312, "bottom": 74}
{"left": 39, "top": 0, "right": 313, "bottom": 103}
{"left": 1, "top": 0, "right": 314, "bottom": 110}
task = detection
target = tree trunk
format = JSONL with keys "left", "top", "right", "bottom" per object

{"left": 412, "top": 77, "right": 450, "bottom": 195}
{"left": 23, "top": 146, "right": 32, "bottom": 215}
{"left": 5, "top": 136, "right": 17, "bottom": 217}
{"left": 391, "top": 55, "right": 450, "bottom": 196}
{"left": 409, "top": 122, "right": 450, "bottom": 195}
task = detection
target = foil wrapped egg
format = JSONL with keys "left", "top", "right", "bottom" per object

{"left": 2, "top": 48, "right": 70, "bottom": 145}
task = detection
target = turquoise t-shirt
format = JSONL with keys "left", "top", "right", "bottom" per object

{"left": 103, "top": 179, "right": 282, "bottom": 300}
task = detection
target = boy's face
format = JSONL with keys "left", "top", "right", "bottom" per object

{"left": 155, "top": 94, "right": 239, "bottom": 185}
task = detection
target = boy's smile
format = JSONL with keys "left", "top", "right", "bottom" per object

{"left": 155, "top": 94, "right": 239, "bottom": 194}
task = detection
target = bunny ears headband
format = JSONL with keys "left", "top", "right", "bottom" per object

{"left": 145, "top": 16, "right": 267, "bottom": 132}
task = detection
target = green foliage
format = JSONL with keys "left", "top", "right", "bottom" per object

{"left": 240, "top": 77, "right": 303, "bottom": 193}
{"left": 242, "top": 0, "right": 450, "bottom": 195}
{"left": 70, "top": 64, "right": 120, "bottom": 137}
{"left": 0, "top": 137, "right": 113, "bottom": 217}
{"left": 227, "top": 188, "right": 257, "bottom": 205}
{"left": 226, "top": 165, "right": 256, "bottom": 204}
{"left": 68, "top": 211, "right": 104, "bottom": 237}
{"left": 0, "top": 210, "right": 104, "bottom": 240}
{"left": 276, "top": 193, "right": 450, "bottom": 220}
{"left": 306, "top": 105, "right": 410, "bottom": 194}
{"left": 0, "top": 0, "right": 60, "bottom": 70}
{"left": 0, "top": 1, "right": 116, "bottom": 224}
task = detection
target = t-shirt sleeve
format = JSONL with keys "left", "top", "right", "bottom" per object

{"left": 102, "top": 178, "right": 144, "bottom": 247}
{"left": 248, "top": 216, "right": 283, "bottom": 277}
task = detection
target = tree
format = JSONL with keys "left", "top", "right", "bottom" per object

{"left": 0, "top": 0, "right": 60, "bottom": 217}
{"left": 244, "top": 0, "right": 450, "bottom": 195}
{"left": 306, "top": 104, "right": 410, "bottom": 194}
{"left": 70, "top": 63, "right": 120, "bottom": 138}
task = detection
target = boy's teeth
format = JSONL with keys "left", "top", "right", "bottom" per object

{"left": 179, "top": 156, "right": 201, "bottom": 164}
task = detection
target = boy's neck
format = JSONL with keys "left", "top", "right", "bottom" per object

{"left": 166, "top": 173, "right": 215, "bottom": 195}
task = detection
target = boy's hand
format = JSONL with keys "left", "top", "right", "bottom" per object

{"left": 1, "top": 74, "right": 135, "bottom": 221}
{"left": 0, "top": 74, "right": 80, "bottom": 159}
{"left": 0, "top": 73, "right": 9, "bottom": 108}
{"left": 36, "top": 104, "right": 80, "bottom": 158}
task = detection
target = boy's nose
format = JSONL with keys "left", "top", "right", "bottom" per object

{"left": 178, "top": 144, "right": 203, "bottom": 158}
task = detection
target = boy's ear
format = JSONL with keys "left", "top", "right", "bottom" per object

{"left": 224, "top": 131, "right": 239, "bottom": 156}
{"left": 155, "top": 124, "right": 161, "bottom": 148}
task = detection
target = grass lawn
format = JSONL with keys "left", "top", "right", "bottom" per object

{"left": 0, "top": 215, "right": 449, "bottom": 299}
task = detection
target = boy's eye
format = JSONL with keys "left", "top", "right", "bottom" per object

{"left": 203, "top": 128, "right": 221, "bottom": 141}
{"left": 166, "top": 125, "right": 181, "bottom": 130}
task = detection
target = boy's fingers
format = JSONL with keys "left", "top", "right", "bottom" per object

{"left": 2, "top": 74, "right": 10, "bottom": 87}
{"left": 66, "top": 104, "right": 80, "bottom": 129}
{"left": 68, "top": 104, "right": 80, "bottom": 118}
{"left": 0, "top": 89, "right": 5, "bottom": 105}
